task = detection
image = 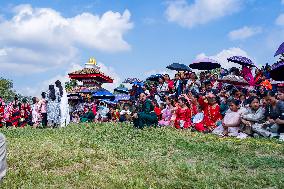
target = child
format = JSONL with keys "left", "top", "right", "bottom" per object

{"left": 154, "top": 102, "right": 162, "bottom": 121}
{"left": 174, "top": 97, "right": 192, "bottom": 129}
{"left": 159, "top": 99, "right": 173, "bottom": 127}
{"left": 19, "top": 109, "right": 27, "bottom": 128}
{"left": 31, "top": 97, "right": 41, "bottom": 129}
{"left": 192, "top": 105, "right": 205, "bottom": 132}
{"left": 213, "top": 100, "right": 241, "bottom": 137}
{"left": 119, "top": 104, "right": 132, "bottom": 122}
{"left": 0, "top": 99, "right": 4, "bottom": 128}
{"left": 72, "top": 111, "right": 80, "bottom": 124}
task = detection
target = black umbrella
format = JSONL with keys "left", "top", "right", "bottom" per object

{"left": 166, "top": 63, "right": 191, "bottom": 71}
{"left": 270, "top": 61, "right": 284, "bottom": 81}
{"left": 189, "top": 58, "right": 221, "bottom": 70}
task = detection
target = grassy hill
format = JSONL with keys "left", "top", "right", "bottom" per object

{"left": 1, "top": 123, "right": 284, "bottom": 188}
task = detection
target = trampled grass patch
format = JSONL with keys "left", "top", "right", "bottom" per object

{"left": 1, "top": 123, "right": 284, "bottom": 188}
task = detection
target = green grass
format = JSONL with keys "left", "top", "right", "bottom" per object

{"left": 1, "top": 123, "right": 284, "bottom": 188}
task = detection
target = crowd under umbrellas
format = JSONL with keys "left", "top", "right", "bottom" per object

{"left": 1, "top": 42, "right": 284, "bottom": 143}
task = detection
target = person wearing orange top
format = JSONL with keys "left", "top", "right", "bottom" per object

{"left": 260, "top": 75, "right": 272, "bottom": 91}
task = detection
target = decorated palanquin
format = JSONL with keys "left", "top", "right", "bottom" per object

{"left": 67, "top": 58, "right": 113, "bottom": 99}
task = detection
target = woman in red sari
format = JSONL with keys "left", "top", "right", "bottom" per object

{"left": 174, "top": 97, "right": 194, "bottom": 129}
{"left": 0, "top": 98, "right": 4, "bottom": 128}
{"left": 199, "top": 93, "right": 222, "bottom": 131}
{"left": 20, "top": 98, "right": 31, "bottom": 127}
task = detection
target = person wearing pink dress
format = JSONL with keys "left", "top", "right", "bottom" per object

{"left": 158, "top": 100, "right": 173, "bottom": 127}
{"left": 241, "top": 66, "right": 254, "bottom": 86}
{"left": 39, "top": 92, "right": 47, "bottom": 127}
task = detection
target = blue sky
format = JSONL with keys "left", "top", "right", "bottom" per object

{"left": 0, "top": 0, "right": 283, "bottom": 96}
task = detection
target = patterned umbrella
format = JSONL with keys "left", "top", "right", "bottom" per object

{"left": 123, "top": 78, "right": 143, "bottom": 84}
{"left": 115, "top": 94, "right": 130, "bottom": 101}
{"left": 274, "top": 42, "right": 284, "bottom": 57}
{"left": 217, "top": 75, "right": 249, "bottom": 86}
{"left": 270, "top": 61, "right": 284, "bottom": 81}
{"left": 166, "top": 63, "right": 191, "bottom": 71}
{"left": 189, "top": 58, "right": 221, "bottom": 70}
{"left": 101, "top": 99, "right": 117, "bottom": 105}
{"left": 146, "top": 74, "right": 163, "bottom": 81}
{"left": 114, "top": 87, "right": 129, "bottom": 94}
{"left": 227, "top": 56, "right": 255, "bottom": 67}
{"left": 79, "top": 88, "right": 92, "bottom": 93}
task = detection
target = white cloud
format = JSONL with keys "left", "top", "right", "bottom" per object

{"left": 165, "top": 0, "right": 243, "bottom": 28}
{"left": 98, "top": 62, "right": 122, "bottom": 92}
{"left": 196, "top": 47, "right": 254, "bottom": 69}
{"left": 228, "top": 26, "right": 262, "bottom": 40}
{"left": 275, "top": 13, "right": 284, "bottom": 26}
{"left": 0, "top": 4, "right": 133, "bottom": 75}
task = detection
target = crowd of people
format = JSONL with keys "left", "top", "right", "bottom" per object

{"left": 1, "top": 65, "right": 284, "bottom": 141}
{"left": 68, "top": 64, "right": 284, "bottom": 141}
{"left": 0, "top": 80, "right": 70, "bottom": 129}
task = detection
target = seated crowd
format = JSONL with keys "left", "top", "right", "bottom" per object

{"left": 0, "top": 66, "right": 284, "bottom": 141}
{"left": 69, "top": 66, "right": 284, "bottom": 140}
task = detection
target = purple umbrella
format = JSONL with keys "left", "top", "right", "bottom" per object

{"left": 189, "top": 58, "right": 221, "bottom": 70}
{"left": 115, "top": 94, "right": 130, "bottom": 101}
{"left": 270, "top": 61, "right": 284, "bottom": 81}
{"left": 274, "top": 42, "right": 284, "bottom": 57}
{"left": 227, "top": 56, "right": 255, "bottom": 67}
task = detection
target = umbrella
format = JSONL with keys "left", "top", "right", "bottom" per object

{"left": 227, "top": 56, "right": 255, "bottom": 67}
{"left": 132, "top": 81, "right": 144, "bottom": 86}
{"left": 274, "top": 42, "right": 284, "bottom": 57}
{"left": 146, "top": 74, "right": 163, "bottom": 81}
{"left": 166, "top": 63, "right": 191, "bottom": 71}
{"left": 114, "top": 87, "right": 128, "bottom": 94}
{"left": 218, "top": 75, "right": 249, "bottom": 86}
{"left": 270, "top": 61, "right": 284, "bottom": 81}
{"left": 189, "top": 58, "right": 221, "bottom": 70}
{"left": 93, "top": 89, "right": 115, "bottom": 100}
{"left": 101, "top": 99, "right": 117, "bottom": 105}
{"left": 79, "top": 88, "right": 91, "bottom": 93}
{"left": 123, "top": 78, "right": 143, "bottom": 84}
{"left": 115, "top": 94, "right": 130, "bottom": 101}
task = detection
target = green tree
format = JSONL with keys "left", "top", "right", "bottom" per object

{"left": 65, "top": 79, "right": 78, "bottom": 93}
{"left": 0, "top": 77, "right": 17, "bottom": 102}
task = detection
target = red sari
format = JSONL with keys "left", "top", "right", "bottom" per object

{"left": 21, "top": 103, "right": 31, "bottom": 126}
{"left": 0, "top": 106, "right": 4, "bottom": 127}
{"left": 174, "top": 107, "right": 195, "bottom": 129}
{"left": 203, "top": 103, "right": 222, "bottom": 130}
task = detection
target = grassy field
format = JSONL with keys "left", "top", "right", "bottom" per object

{"left": 0, "top": 123, "right": 284, "bottom": 188}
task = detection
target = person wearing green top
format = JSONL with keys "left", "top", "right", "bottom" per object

{"left": 80, "top": 107, "right": 95, "bottom": 123}
{"left": 133, "top": 93, "right": 158, "bottom": 129}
